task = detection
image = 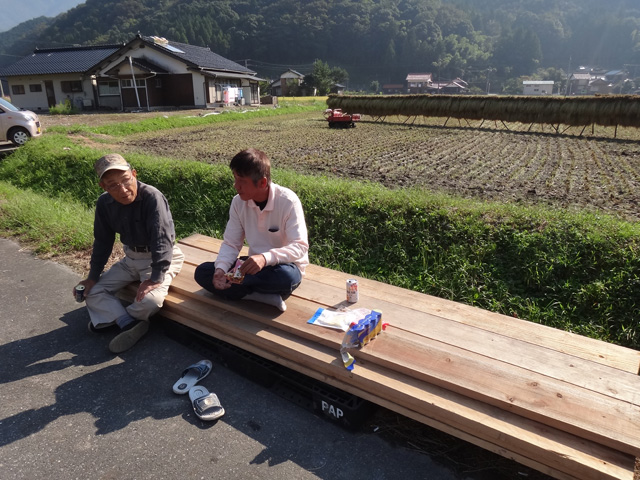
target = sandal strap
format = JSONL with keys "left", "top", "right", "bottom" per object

{"left": 194, "top": 394, "right": 221, "bottom": 414}
{"left": 181, "top": 362, "right": 210, "bottom": 380}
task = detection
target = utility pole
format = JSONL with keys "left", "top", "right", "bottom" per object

{"left": 485, "top": 68, "right": 494, "bottom": 94}
{"left": 564, "top": 56, "right": 572, "bottom": 96}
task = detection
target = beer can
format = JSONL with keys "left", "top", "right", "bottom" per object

{"left": 75, "top": 284, "right": 85, "bottom": 303}
{"left": 346, "top": 279, "right": 358, "bottom": 303}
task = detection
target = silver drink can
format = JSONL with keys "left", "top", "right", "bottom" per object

{"left": 346, "top": 279, "right": 358, "bottom": 303}
{"left": 75, "top": 284, "right": 85, "bottom": 303}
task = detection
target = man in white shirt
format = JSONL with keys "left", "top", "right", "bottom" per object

{"left": 194, "top": 148, "right": 309, "bottom": 312}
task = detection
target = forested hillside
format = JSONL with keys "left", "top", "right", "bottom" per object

{"left": 2, "top": 0, "right": 640, "bottom": 91}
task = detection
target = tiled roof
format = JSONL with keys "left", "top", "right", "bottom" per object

{"left": 571, "top": 73, "right": 592, "bottom": 80}
{"left": 282, "top": 69, "right": 304, "bottom": 77}
{"left": 141, "top": 35, "right": 254, "bottom": 74}
{"left": 406, "top": 73, "right": 432, "bottom": 82}
{"left": 0, "top": 45, "right": 122, "bottom": 76}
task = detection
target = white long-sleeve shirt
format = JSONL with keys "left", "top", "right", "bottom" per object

{"left": 216, "top": 183, "right": 309, "bottom": 275}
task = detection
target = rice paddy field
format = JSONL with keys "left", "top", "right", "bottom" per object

{"left": 82, "top": 109, "right": 640, "bottom": 223}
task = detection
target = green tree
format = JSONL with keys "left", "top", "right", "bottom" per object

{"left": 303, "top": 59, "right": 349, "bottom": 95}
{"left": 493, "top": 27, "right": 542, "bottom": 77}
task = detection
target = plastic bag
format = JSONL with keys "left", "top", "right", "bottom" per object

{"left": 307, "top": 307, "right": 374, "bottom": 332}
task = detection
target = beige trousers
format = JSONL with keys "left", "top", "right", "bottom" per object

{"left": 86, "top": 245, "right": 184, "bottom": 326}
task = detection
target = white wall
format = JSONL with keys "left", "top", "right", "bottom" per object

{"left": 523, "top": 83, "right": 554, "bottom": 95}
{"left": 7, "top": 74, "right": 94, "bottom": 111}
{"left": 6, "top": 77, "right": 47, "bottom": 111}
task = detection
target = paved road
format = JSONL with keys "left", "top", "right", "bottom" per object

{"left": 0, "top": 238, "right": 549, "bottom": 480}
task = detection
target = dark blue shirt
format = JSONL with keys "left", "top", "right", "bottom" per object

{"left": 89, "top": 181, "right": 176, "bottom": 283}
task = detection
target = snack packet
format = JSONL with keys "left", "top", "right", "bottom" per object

{"left": 225, "top": 258, "right": 245, "bottom": 283}
{"left": 339, "top": 310, "right": 384, "bottom": 371}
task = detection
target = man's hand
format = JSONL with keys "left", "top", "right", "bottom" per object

{"left": 73, "top": 279, "right": 96, "bottom": 301}
{"left": 136, "top": 279, "right": 162, "bottom": 302}
{"left": 239, "top": 254, "right": 267, "bottom": 276}
{"left": 213, "top": 268, "right": 231, "bottom": 290}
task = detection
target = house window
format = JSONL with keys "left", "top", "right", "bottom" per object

{"left": 156, "top": 78, "right": 162, "bottom": 88}
{"left": 11, "top": 85, "right": 25, "bottom": 95}
{"left": 61, "top": 80, "right": 82, "bottom": 93}
{"left": 29, "top": 84, "right": 42, "bottom": 93}
{"left": 121, "top": 79, "right": 146, "bottom": 88}
{"left": 98, "top": 80, "right": 120, "bottom": 96}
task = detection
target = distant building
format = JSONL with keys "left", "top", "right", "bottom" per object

{"left": 330, "top": 83, "right": 345, "bottom": 95}
{"left": 0, "top": 34, "right": 263, "bottom": 111}
{"left": 406, "top": 73, "right": 432, "bottom": 93}
{"left": 382, "top": 83, "right": 404, "bottom": 94}
{"left": 433, "top": 78, "right": 468, "bottom": 94}
{"left": 567, "top": 73, "right": 591, "bottom": 95}
{"left": 605, "top": 69, "right": 626, "bottom": 84}
{"left": 588, "top": 77, "right": 613, "bottom": 95}
{"left": 523, "top": 80, "right": 554, "bottom": 95}
{"left": 0, "top": 44, "right": 121, "bottom": 111}
{"left": 95, "top": 35, "right": 263, "bottom": 109}
{"left": 270, "top": 69, "right": 305, "bottom": 96}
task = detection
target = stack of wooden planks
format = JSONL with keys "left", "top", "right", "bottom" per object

{"left": 123, "top": 234, "right": 640, "bottom": 480}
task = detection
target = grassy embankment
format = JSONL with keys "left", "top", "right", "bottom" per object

{"left": 1, "top": 103, "right": 638, "bottom": 349}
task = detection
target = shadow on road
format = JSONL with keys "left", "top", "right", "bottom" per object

{"left": 0, "top": 308, "right": 184, "bottom": 446}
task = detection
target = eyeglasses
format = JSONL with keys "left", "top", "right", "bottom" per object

{"left": 104, "top": 177, "right": 135, "bottom": 192}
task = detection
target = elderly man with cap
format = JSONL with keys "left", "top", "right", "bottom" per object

{"left": 74, "top": 153, "right": 184, "bottom": 353}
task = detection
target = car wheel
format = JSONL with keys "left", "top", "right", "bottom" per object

{"left": 9, "top": 127, "right": 30, "bottom": 146}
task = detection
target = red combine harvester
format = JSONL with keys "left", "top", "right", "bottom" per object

{"left": 324, "top": 108, "right": 361, "bottom": 128}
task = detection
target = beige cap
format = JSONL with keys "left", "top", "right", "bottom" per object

{"left": 94, "top": 153, "right": 131, "bottom": 179}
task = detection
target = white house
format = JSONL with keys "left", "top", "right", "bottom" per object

{"left": 0, "top": 44, "right": 121, "bottom": 112}
{"left": 0, "top": 34, "right": 264, "bottom": 111}
{"left": 523, "top": 80, "right": 554, "bottom": 95}
{"left": 94, "top": 35, "right": 263, "bottom": 110}
{"left": 406, "top": 73, "right": 432, "bottom": 93}
{"left": 270, "top": 69, "right": 305, "bottom": 96}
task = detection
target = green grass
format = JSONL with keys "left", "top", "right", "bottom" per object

{"left": 0, "top": 181, "right": 93, "bottom": 254}
{"left": 1, "top": 122, "right": 639, "bottom": 349}
{"left": 46, "top": 102, "right": 326, "bottom": 137}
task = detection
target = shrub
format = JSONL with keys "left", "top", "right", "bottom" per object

{"left": 49, "top": 99, "right": 78, "bottom": 115}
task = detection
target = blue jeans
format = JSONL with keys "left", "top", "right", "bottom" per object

{"left": 194, "top": 260, "right": 302, "bottom": 300}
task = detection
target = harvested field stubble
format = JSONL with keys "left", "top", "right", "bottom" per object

{"left": 116, "top": 112, "right": 640, "bottom": 222}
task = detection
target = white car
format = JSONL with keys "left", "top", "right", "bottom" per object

{"left": 0, "top": 98, "right": 42, "bottom": 146}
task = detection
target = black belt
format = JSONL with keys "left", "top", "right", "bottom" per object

{"left": 129, "top": 245, "right": 150, "bottom": 253}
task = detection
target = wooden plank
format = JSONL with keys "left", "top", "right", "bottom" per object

{"left": 134, "top": 288, "right": 635, "bottom": 480}
{"left": 178, "top": 234, "right": 640, "bottom": 374}
{"left": 166, "top": 265, "right": 640, "bottom": 458}
{"left": 178, "top": 241, "right": 640, "bottom": 410}
{"left": 173, "top": 258, "right": 640, "bottom": 406}
{"left": 292, "top": 277, "right": 640, "bottom": 407}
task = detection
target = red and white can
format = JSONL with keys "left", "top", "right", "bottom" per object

{"left": 346, "top": 279, "right": 358, "bottom": 303}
